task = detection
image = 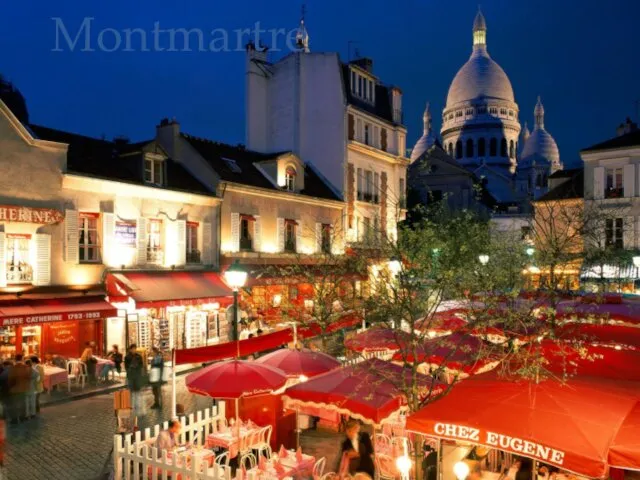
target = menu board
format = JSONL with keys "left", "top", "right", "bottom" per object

{"left": 115, "top": 221, "right": 136, "bottom": 246}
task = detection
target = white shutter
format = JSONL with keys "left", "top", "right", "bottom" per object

{"left": 65, "top": 209, "right": 79, "bottom": 263}
{"left": 33, "top": 233, "right": 51, "bottom": 286}
{"left": 136, "top": 217, "right": 147, "bottom": 266}
{"left": 624, "top": 164, "right": 635, "bottom": 198}
{"left": 296, "top": 219, "right": 303, "bottom": 254}
{"left": 637, "top": 216, "right": 640, "bottom": 249}
{"left": 230, "top": 213, "right": 240, "bottom": 253}
{"left": 102, "top": 213, "right": 114, "bottom": 266}
{"left": 253, "top": 215, "right": 262, "bottom": 252}
{"left": 593, "top": 167, "right": 605, "bottom": 200}
{"left": 624, "top": 217, "right": 635, "bottom": 250}
{"left": 0, "top": 233, "right": 5, "bottom": 288}
{"left": 277, "top": 218, "right": 285, "bottom": 252}
{"left": 176, "top": 220, "right": 186, "bottom": 266}
{"left": 315, "top": 223, "right": 322, "bottom": 253}
{"left": 202, "top": 222, "right": 212, "bottom": 265}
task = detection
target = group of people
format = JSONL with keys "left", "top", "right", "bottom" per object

{"left": 124, "top": 344, "right": 165, "bottom": 413}
{"left": 0, "top": 354, "right": 44, "bottom": 424}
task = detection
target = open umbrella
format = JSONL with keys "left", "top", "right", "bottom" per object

{"left": 344, "top": 327, "right": 411, "bottom": 353}
{"left": 555, "top": 322, "right": 640, "bottom": 349}
{"left": 255, "top": 348, "right": 340, "bottom": 378}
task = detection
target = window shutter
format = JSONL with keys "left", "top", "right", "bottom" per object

{"left": 176, "top": 220, "right": 186, "bottom": 266}
{"left": 0, "top": 233, "right": 5, "bottom": 288}
{"left": 623, "top": 164, "right": 635, "bottom": 198}
{"left": 253, "top": 215, "right": 262, "bottom": 252}
{"left": 348, "top": 114, "right": 355, "bottom": 141}
{"left": 136, "top": 217, "right": 147, "bottom": 266}
{"left": 102, "top": 213, "right": 114, "bottom": 266}
{"left": 381, "top": 129, "right": 388, "bottom": 152}
{"left": 33, "top": 233, "right": 51, "bottom": 286}
{"left": 624, "top": 217, "right": 635, "bottom": 249}
{"left": 65, "top": 209, "right": 79, "bottom": 263}
{"left": 593, "top": 167, "right": 605, "bottom": 200}
{"left": 296, "top": 220, "right": 303, "bottom": 254}
{"left": 277, "top": 218, "right": 285, "bottom": 252}
{"left": 230, "top": 213, "right": 240, "bottom": 253}
{"left": 637, "top": 216, "right": 640, "bottom": 249}
{"left": 315, "top": 223, "right": 322, "bottom": 253}
{"left": 202, "top": 222, "right": 212, "bottom": 265}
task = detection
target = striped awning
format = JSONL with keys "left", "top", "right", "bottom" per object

{"left": 581, "top": 264, "right": 640, "bottom": 280}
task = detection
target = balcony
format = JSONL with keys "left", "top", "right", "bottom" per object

{"left": 240, "top": 237, "right": 253, "bottom": 252}
{"left": 147, "top": 248, "right": 164, "bottom": 265}
{"left": 186, "top": 250, "right": 201, "bottom": 264}
{"left": 284, "top": 239, "right": 297, "bottom": 253}
{"left": 605, "top": 187, "right": 624, "bottom": 199}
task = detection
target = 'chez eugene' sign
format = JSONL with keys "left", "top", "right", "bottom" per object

{"left": 0, "top": 205, "right": 64, "bottom": 224}
{"left": 433, "top": 423, "right": 566, "bottom": 466}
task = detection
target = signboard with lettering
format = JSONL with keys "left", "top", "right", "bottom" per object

{"left": 0, "top": 309, "right": 110, "bottom": 327}
{"left": 115, "top": 221, "right": 137, "bottom": 246}
{"left": 0, "top": 205, "right": 64, "bottom": 224}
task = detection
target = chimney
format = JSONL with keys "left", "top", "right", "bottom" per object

{"left": 156, "top": 117, "right": 180, "bottom": 159}
{"left": 350, "top": 57, "right": 373, "bottom": 73}
{"left": 617, "top": 117, "right": 638, "bottom": 136}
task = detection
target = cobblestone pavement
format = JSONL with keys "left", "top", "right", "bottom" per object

{"left": 5, "top": 377, "right": 211, "bottom": 480}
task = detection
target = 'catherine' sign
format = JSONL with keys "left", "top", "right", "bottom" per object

{"left": 433, "top": 423, "right": 566, "bottom": 466}
{"left": 1, "top": 310, "right": 104, "bottom": 327}
{"left": 0, "top": 205, "right": 64, "bottom": 224}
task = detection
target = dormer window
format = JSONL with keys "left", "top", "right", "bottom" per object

{"left": 350, "top": 68, "right": 375, "bottom": 103}
{"left": 285, "top": 166, "right": 297, "bottom": 192}
{"left": 144, "top": 154, "right": 164, "bottom": 186}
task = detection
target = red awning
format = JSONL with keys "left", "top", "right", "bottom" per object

{"left": 555, "top": 323, "right": 640, "bottom": 349}
{"left": 557, "top": 299, "right": 640, "bottom": 324}
{"left": 106, "top": 271, "right": 232, "bottom": 308}
{"left": 406, "top": 373, "right": 640, "bottom": 478}
{"left": 283, "top": 358, "right": 445, "bottom": 426}
{"left": 0, "top": 295, "right": 117, "bottom": 327}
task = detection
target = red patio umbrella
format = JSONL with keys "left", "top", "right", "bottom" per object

{"left": 406, "top": 372, "right": 640, "bottom": 478}
{"left": 415, "top": 310, "right": 468, "bottom": 333}
{"left": 255, "top": 348, "right": 340, "bottom": 378}
{"left": 344, "top": 327, "right": 411, "bottom": 353}
{"left": 557, "top": 300, "right": 640, "bottom": 324}
{"left": 555, "top": 323, "right": 640, "bottom": 349}
{"left": 283, "top": 358, "right": 444, "bottom": 425}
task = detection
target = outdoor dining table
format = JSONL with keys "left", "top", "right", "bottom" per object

{"left": 206, "top": 425, "right": 262, "bottom": 458}
{"left": 146, "top": 446, "right": 216, "bottom": 480}
{"left": 43, "top": 365, "right": 68, "bottom": 392}
{"left": 94, "top": 356, "right": 114, "bottom": 373}
{"left": 248, "top": 450, "right": 315, "bottom": 480}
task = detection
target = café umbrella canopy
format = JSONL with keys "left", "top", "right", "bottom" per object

{"left": 255, "top": 348, "right": 340, "bottom": 379}
{"left": 406, "top": 372, "right": 640, "bottom": 478}
{"left": 344, "top": 327, "right": 412, "bottom": 353}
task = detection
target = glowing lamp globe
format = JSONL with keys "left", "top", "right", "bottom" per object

{"left": 224, "top": 261, "right": 247, "bottom": 290}
{"left": 454, "top": 461, "right": 470, "bottom": 480}
{"left": 526, "top": 247, "right": 535, "bottom": 257}
{"left": 396, "top": 455, "right": 411, "bottom": 475}
{"left": 478, "top": 254, "right": 489, "bottom": 266}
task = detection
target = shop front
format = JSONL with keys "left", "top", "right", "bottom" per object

{"left": 105, "top": 271, "right": 233, "bottom": 358}
{"left": 0, "top": 295, "right": 117, "bottom": 360}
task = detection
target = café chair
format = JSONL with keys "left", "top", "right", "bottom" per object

{"left": 254, "top": 425, "right": 273, "bottom": 459}
{"left": 240, "top": 452, "right": 257, "bottom": 470}
{"left": 313, "top": 457, "right": 327, "bottom": 480}
{"left": 66, "top": 360, "right": 87, "bottom": 391}
{"left": 214, "top": 451, "right": 230, "bottom": 467}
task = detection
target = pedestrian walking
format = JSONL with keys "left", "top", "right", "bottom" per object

{"left": 30, "top": 356, "right": 44, "bottom": 414}
{"left": 7, "top": 354, "right": 30, "bottom": 424}
{"left": 124, "top": 344, "right": 145, "bottom": 416}
{"left": 149, "top": 347, "right": 164, "bottom": 409}
{"left": 0, "top": 361, "right": 11, "bottom": 419}
{"left": 24, "top": 359, "right": 38, "bottom": 419}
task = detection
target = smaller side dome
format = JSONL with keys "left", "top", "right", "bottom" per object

{"left": 410, "top": 102, "right": 438, "bottom": 162}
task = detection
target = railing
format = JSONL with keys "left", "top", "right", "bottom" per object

{"left": 284, "top": 240, "right": 296, "bottom": 253}
{"left": 147, "top": 248, "right": 164, "bottom": 265}
{"left": 605, "top": 187, "right": 624, "bottom": 199}
{"left": 240, "top": 237, "right": 253, "bottom": 252}
{"left": 186, "top": 250, "right": 201, "bottom": 264}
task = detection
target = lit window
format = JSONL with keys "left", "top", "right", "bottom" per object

{"left": 144, "top": 156, "right": 164, "bottom": 186}
{"left": 186, "top": 222, "right": 200, "bottom": 263}
{"left": 6, "top": 234, "right": 32, "bottom": 284}
{"left": 321, "top": 224, "right": 331, "bottom": 254}
{"left": 147, "top": 219, "right": 163, "bottom": 264}
{"left": 240, "top": 215, "right": 254, "bottom": 251}
{"left": 285, "top": 220, "right": 297, "bottom": 252}
{"left": 605, "top": 168, "right": 624, "bottom": 198}
{"left": 606, "top": 218, "right": 624, "bottom": 249}
{"left": 285, "top": 166, "right": 296, "bottom": 191}
{"left": 79, "top": 213, "right": 100, "bottom": 263}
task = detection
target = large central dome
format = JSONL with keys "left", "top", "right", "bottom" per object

{"left": 446, "top": 50, "right": 515, "bottom": 107}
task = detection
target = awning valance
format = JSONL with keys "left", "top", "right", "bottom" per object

{"left": 0, "top": 295, "right": 117, "bottom": 327}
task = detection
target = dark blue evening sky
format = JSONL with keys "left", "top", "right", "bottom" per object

{"left": 0, "top": 0, "right": 638, "bottom": 166}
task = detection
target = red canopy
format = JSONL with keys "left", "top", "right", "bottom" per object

{"left": 407, "top": 373, "right": 640, "bottom": 478}
{"left": 283, "top": 358, "right": 444, "bottom": 425}
{"left": 186, "top": 360, "right": 288, "bottom": 399}
{"left": 557, "top": 300, "right": 640, "bottom": 324}
{"left": 255, "top": 348, "right": 340, "bottom": 378}
{"left": 555, "top": 323, "right": 640, "bottom": 349}
{"left": 393, "top": 332, "right": 498, "bottom": 374}
{"left": 344, "top": 327, "right": 411, "bottom": 353}
{"left": 415, "top": 310, "right": 468, "bottom": 333}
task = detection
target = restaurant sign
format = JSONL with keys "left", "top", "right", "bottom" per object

{"left": 433, "top": 423, "right": 566, "bottom": 466}
{"left": 0, "top": 310, "right": 105, "bottom": 327}
{"left": 115, "top": 221, "right": 137, "bottom": 246}
{"left": 0, "top": 205, "right": 64, "bottom": 224}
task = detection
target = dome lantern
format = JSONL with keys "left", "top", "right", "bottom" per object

{"left": 473, "top": 8, "right": 487, "bottom": 48}
{"left": 423, "top": 102, "right": 432, "bottom": 135}
{"left": 534, "top": 96, "right": 545, "bottom": 129}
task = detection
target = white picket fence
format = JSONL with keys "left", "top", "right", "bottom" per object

{"left": 113, "top": 402, "right": 246, "bottom": 480}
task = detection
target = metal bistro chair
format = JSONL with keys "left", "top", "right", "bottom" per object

{"left": 239, "top": 452, "right": 257, "bottom": 470}
{"left": 66, "top": 360, "right": 87, "bottom": 391}
{"left": 214, "top": 451, "right": 230, "bottom": 468}
{"left": 254, "top": 425, "right": 273, "bottom": 459}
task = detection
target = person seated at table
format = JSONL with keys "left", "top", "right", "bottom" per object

{"left": 101, "top": 344, "right": 123, "bottom": 382}
{"left": 80, "top": 342, "right": 98, "bottom": 384}
{"left": 155, "top": 419, "right": 183, "bottom": 453}
{"left": 340, "top": 419, "right": 374, "bottom": 478}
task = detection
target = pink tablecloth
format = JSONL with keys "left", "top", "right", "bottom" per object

{"left": 43, "top": 366, "right": 68, "bottom": 391}
{"left": 147, "top": 449, "right": 215, "bottom": 480}
{"left": 250, "top": 451, "right": 315, "bottom": 480}
{"left": 206, "top": 427, "right": 260, "bottom": 458}
{"left": 95, "top": 357, "right": 114, "bottom": 372}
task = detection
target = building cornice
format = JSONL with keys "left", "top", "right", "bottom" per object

{"left": 347, "top": 141, "right": 410, "bottom": 166}
{"left": 223, "top": 182, "right": 344, "bottom": 209}
{"left": 581, "top": 148, "right": 639, "bottom": 162}
{"left": 346, "top": 105, "right": 407, "bottom": 132}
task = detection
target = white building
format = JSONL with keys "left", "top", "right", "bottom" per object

{"left": 245, "top": 21, "right": 409, "bottom": 244}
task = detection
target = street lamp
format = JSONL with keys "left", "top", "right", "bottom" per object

{"left": 395, "top": 437, "right": 411, "bottom": 480}
{"left": 526, "top": 247, "right": 535, "bottom": 257}
{"left": 478, "top": 254, "right": 489, "bottom": 266}
{"left": 454, "top": 461, "right": 470, "bottom": 480}
{"left": 224, "top": 260, "right": 248, "bottom": 342}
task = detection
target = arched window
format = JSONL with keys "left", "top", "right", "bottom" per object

{"left": 285, "top": 166, "right": 296, "bottom": 191}
{"left": 500, "top": 138, "right": 507, "bottom": 157}
{"left": 466, "top": 139, "right": 474, "bottom": 158}
{"left": 455, "top": 141, "right": 463, "bottom": 159}
{"left": 448, "top": 143, "right": 454, "bottom": 157}
{"left": 478, "top": 138, "right": 486, "bottom": 157}
{"left": 489, "top": 138, "right": 497, "bottom": 156}
{"left": 509, "top": 140, "right": 515, "bottom": 158}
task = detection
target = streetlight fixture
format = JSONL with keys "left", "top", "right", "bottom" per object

{"left": 395, "top": 437, "right": 412, "bottom": 480}
{"left": 224, "top": 260, "right": 248, "bottom": 342}
{"left": 478, "top": 254, "right": 490, "bottom": 266}
{"left": 526, "top": 247, "right": 535, "bottom": 257}
{"left": 633, "top": 256, "right": 640, "bottom": 269}
{"left": 454, "top": 461, "right": 470, "bottom": 480}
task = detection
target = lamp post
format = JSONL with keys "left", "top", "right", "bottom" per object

{"left": 526, "top": 247, "right": 535, "bottom": 289}
{"left": 224, "top": 260, "right": 248, "bottom": 344}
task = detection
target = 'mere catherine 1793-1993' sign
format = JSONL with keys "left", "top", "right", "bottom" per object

{"left": 0, "top": 205, "right": 64, "bottom": 224}
{"left": 433, "top": 423, "right": 566, "bottom": 466}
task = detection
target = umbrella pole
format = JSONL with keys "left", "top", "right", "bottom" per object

{"left": 236, "top": 397, "right": 239, "bottom": 425}
{"left": 171, "top": 348, "right": 177, "bottom": 419}
{"left": 296, "top": 406, "right": 300, "bottom": 449}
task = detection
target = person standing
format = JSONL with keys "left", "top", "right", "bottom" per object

{"left": 149, "top": 347, "right": 164, "bottom": 409}
{"left": 125, "top": 344, "right": 145, "bottom": 416}
{"left": 24, "top": 359, "right": 38, "bottom": 419}
{"left": 29, "top": 357, "right": 44, "bottom": 415}
{"left": 0, "top": 362, "right": 11, "bottom": 420}
{"left": 8, "top": 355, "right": 31, "bottom": 424}
{"left": 340, "top": 420, "right": 375, "bottom": 478}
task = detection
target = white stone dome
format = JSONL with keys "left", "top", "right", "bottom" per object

{"left": 521, "top": 97, "right": 561, "bottom": 169}
{"left": 411, "top": 102, "right": 438, "bottom": 162}
{"left": 446, "top": 50, "right": 515, "bottom": 107}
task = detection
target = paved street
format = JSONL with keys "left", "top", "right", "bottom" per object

{"left": 5, "top": 377, "right": 211, "bottom": 480}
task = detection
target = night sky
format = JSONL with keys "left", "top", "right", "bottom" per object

{"left": 1, "top": 0, "right": 638, "bottom": 167}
